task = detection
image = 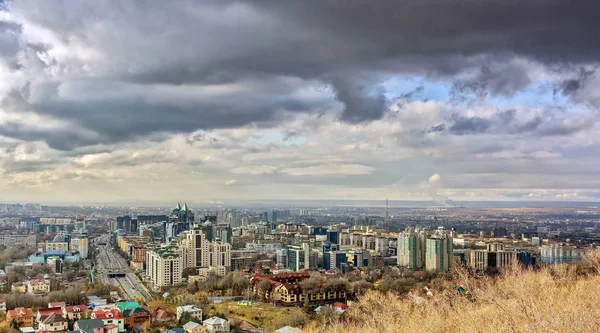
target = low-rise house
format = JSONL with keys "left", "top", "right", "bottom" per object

{"left": 0, "top": 297, "right": 6, "bottom": 312}
{"left": 74, "top": 318, "right": 114, "bottom": 333}
{"left": 38, "top": 313, "right": 68, "bottom": 332}
{"left": 151, "top": 307, "right": 176, "bottom": 324}
{"left": 122, "top": 307, "right": 151, "bottom": 327}
{"left": 250, "top": 272, "right": 348, "bottom": 305}
{"left": 102, "top": 324, "right": 119, "bottom": 333}
{"left": 90, "top": 308, "right": 125, "bottom": 331}
{"left": 86, "top": 296, "right": 107, "bottom": 307}
{"left": 73, "top": 318, "right": 102, "bottom": 331}
{"left": 165, "top": 329, "right": 187, "bottom": 333}
{"left": 11, "top": 282, "right": 27, "bottom": 293}
{"left": 176, "top": 305, "right": 203, "bottom": 321}
{"left": 37, "top": 307, "right": 64, "bottom": 321}
{"left": 202, "top": 317, "right": 230, "bottom": 333}
{"left": 115, "top": 301, "right": 140, "bottom": 313}
{"left": 27, "top": 279, "right": 51, "bottom": 295}
{"left": 7, "top": 307, "right": 35, "bottom": 327}
{"left": 183, "top": 321, "right": 207, "bottom": 333}
{"left": 64, "top": 305, "right": 89, "bottom": 320}
{"left": 48, "top": 302, "right": 67, "bottom": 309}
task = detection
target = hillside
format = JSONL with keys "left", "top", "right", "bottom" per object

{"left": 305, "top": 252, "right": 600, "bottom": 333}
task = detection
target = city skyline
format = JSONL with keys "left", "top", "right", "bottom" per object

{"left": 1, "top": 1, "right": 600, "bottom": 203}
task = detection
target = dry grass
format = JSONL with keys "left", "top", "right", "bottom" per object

{"left": 212, "top": 301, "right": 307, "bottom": 330}
{"left": 304, "top": 252, "right": 600, "bottom": 333}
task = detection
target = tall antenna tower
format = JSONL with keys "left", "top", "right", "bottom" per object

{"left": 386, "top": 198, "right": 389, "bottom": 219}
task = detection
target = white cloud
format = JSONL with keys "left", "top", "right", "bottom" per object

{"left": 230, "top": 165, "right": 277, "bottom": 175}
{"left": 280, "top": 164, "right": 374, "bottom": 176}
{"left": 428, "top": 173, "right": 441, "bottom": 183}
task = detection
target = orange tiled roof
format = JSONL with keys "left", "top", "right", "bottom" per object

{"left": 8, "top": 307, "right": 34, "bottom": 318}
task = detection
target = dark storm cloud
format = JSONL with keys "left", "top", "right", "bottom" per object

{"left": 437, "top": 109, "right": 591, "bottom": 137}
{"left": 1, "top": 0, "right": 600, "bottom": 149}
{"left": 448, "top": 115, "right": 492, "bottom": 135}
{"left": 556, "top": 67, "right": 596, "bottom": 97}
{"left": 331, "top": 74, "right": 387, "bottom": 123}
{"left": 450, "top": 60, "right": 533, "bottom": 101}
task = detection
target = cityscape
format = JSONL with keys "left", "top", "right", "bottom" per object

{"left": 1, "top": 0, "right": 600, "bottom": 332}
{"left": 0, "top": 201, "right": 598, "bottom": 332}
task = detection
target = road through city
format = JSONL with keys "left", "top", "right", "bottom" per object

{"left": 94, "top": 235, "right": 153, "bottom": 302}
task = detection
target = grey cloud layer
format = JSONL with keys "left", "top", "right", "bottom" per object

{"left": 1, "top": 0, "right": 600, "bottom": 202}
{"left": 0, "top": 0, "right": 599, "bottom": 150}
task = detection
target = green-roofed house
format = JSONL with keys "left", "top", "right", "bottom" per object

{"left": 116, "top": 300, "right": 140, "bottom": 312}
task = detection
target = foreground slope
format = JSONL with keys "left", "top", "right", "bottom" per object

{"left": 305, "top": 257, "right": 600, "bottom": 333}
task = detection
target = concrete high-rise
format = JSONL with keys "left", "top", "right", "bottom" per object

{"left": 327, "top": 229, "right": 340, "bottom": 245}
{"left": 469, "top": 244, "right": 515, "bottom": 271}
{"left": 287, "top": 246, "right": 305, "bottom": 272}
{"left": 146, "top": 244, "right": 183, "bottom": 288}
{"left": 425, "top": 234, "right": 453, "bottom": 271}
{"left": 210, "top": 242, "right": 232, "bottom": 271}
{"left": 182, "top": 227, "right": 210, "bottom": 268}
{"left": 397, "top": 228, "right": 427, "bottom": 269}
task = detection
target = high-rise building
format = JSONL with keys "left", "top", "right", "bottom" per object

{"left": 210, "top": 242, "right": 231, "bottom": 271}
{"left": 147, "top": 221, "right": 233, "bottom": 288}
{"left": 182, "top": 228, "right": 210, "bottom": 268}
{"left": 215, "top": 223, "right": 232, "bottom": 243}
{"left": 326, "top": 229, "right": 340, "bottom": 245}
{"left": 47, "top": 256, "right": 63, "bottom": 274}
{"left": 540, "top": 244, "right": 582, "bottom": 264}
{"left": 397, "top": 228, "right": 427, "bottom": 269}
{"left": 146, "top": 244, "right": 183, "bottom": 288}
{"left": 469, "top": 244, "right": 515, "bottom": 270}
{"left": 69, "top": 237, "right": 89, "bottom": 259}
{"left": 287, "top": 246, "right": 305, "bottom": 272}
{"left": 531, "top": 237, "right": 542, "bottom": 246}
{"left": 276, "top": 249, "right": 288, "bottom": 266}
{"left": 425, "top": 233, "right": 453, "bottom": 271}
{"left": 353, "top": 249, "right": 372, "bottom": 268}
{"left": 324, "top": 251, "right": 347, "bottom": 271}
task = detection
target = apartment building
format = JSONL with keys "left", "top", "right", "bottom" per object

{"left": 469, "top": 243, "right": 516, "bottom": 270}
{"left": 425, "top": 234, "right": 453, "bottom": 271}
{"left": 146, "top": 243, "right": 183, "bottom": 288}
{"left": 397, "top": 228, "right": 427, "bottom": 269}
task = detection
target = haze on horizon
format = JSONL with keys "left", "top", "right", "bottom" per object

{"left": 1, "top": 0, "right": 600, "bottom": 203}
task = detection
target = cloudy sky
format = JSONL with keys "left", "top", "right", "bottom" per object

{"left": 1, "top": 0, "right": 600, "bottom": 204}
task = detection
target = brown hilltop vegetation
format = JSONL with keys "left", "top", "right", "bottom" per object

{"left": 304, "top": 250, "right": 600, "bottom": 333}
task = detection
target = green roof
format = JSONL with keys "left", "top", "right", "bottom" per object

{"left": 117, "top": 300, "right": 140, "bottom": 312}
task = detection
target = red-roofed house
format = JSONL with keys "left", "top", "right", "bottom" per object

{"left": 37, "top": 307, "right": 63, "bottom": 321}
{"left": 90, "top": 308, "right": 125, "bottom": 331}
{"left": 103, "top": 323, "right": 119, "bottom": 333}
{"left": 7, "top": 307, "right": 35, "bottom": 327}
{"left": 250, "top": 272, "right": 347, "bottom": 305}
{"left": 151, "top": 307, "right": 176, "bottom": 324}
{"left": 48, "top": 302, "right": 66, "bottom": 309}
{"left": 64, "top": 304, "right": 89, "bottom": 320}
{"left": 37, "top": 312, "right": 68, "bottom": 332}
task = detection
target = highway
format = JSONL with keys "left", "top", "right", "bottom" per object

{"left": 93, "top": 235, "right": 154, "bottom": 302}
